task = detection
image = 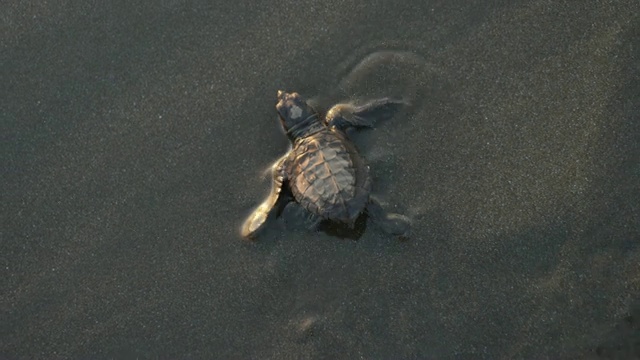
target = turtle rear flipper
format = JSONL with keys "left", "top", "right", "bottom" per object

{"left": 241, "top": 157, "right": 289, "bottom": 239}
{"left": 366, "top": 196, "right": 411, "bottom": 238}
{"left": 280, "top": 202, "right": 324, "bottom": 232}
{"left": 324, "top": 98, "right": 407, "bottom": 130}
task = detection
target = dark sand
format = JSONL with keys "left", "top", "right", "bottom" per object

{"left": 2, "top": 0, "right": 639, "bottom": 358}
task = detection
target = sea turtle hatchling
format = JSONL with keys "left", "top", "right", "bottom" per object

{"left": 241, "top": 90, "right": 410, "bottom": 239}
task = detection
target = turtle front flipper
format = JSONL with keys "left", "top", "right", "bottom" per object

{"left": 241, "top": 156, "right": 289, "bottom": 239}
{"left": 366, "top": 196, "right": 411, "bottom": 238}
{"left": 324, "top": 98, "right": 407, "bottom": 130}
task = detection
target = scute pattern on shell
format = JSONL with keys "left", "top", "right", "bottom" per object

{"left": 287, "top": 129, "right": 369, "bottom": 223}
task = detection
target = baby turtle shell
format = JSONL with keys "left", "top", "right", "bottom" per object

{"left": 286, "top": 128, "right": 370, "bottom": 224}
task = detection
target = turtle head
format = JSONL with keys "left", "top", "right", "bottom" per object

{"left": 275, "top": 90, "right": 319, "bottom": 138}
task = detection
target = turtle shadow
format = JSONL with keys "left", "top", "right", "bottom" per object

{"left": 279, "top": 201, "right": 368, "bottom": 241}
{"left": 316, "top": 213, "right": 368, "bottom": 241}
